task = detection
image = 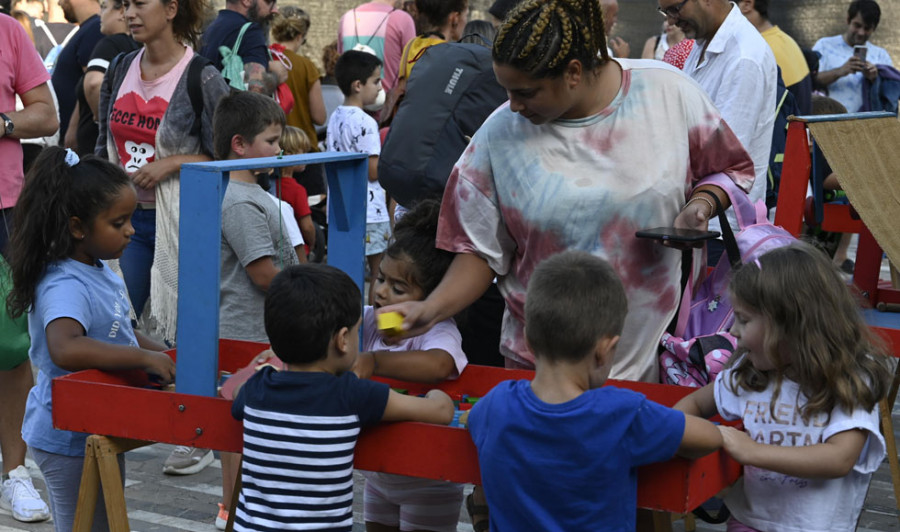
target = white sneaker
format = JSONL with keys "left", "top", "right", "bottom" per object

{"left": 0, "top": 465, "right": 50, "bottom": 522}
{"left": 162, "top": 446, "right": 214, "bottom": 475}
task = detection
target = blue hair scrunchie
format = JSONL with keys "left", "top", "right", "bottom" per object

{"left": 64, "top": 149, "right": 80, "bottom": 167}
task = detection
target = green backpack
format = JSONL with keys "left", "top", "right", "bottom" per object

{"left": 219, "top": 22, "right": 252, "bottom": 91}
{"left": 0, "top": 256, "right": 29, "bottom": 371}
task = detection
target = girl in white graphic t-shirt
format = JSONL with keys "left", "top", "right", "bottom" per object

{"left": 676, "top": 242, "right": 892, "bottom": 532}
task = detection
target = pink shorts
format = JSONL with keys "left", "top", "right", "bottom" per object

{"left": 363, "top": 473, "right": 465, "bottom": 532}
{"left": 727, "top": 517, "right": 762, "bottom": 532}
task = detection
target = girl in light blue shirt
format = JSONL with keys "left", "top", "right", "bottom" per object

{"left": 6, "top": 147, "right": 175, "bottom": 532}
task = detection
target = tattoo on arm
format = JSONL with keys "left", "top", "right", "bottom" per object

{"left": 244, "top": 62, "right": 278, "bottom": 96}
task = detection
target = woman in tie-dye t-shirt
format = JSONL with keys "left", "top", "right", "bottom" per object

{"left": 381, "top": 0, "right": 755, "bottom": 383}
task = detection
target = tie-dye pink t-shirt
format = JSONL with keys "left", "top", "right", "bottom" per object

{"left": 437, "top": 59, "right": 755, "bottom": 382}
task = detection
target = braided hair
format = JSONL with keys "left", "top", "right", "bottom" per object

{"left": 493, "top": 0, "right": 608, "bottom": 78}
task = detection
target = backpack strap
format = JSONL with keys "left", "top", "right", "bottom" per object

{"left": 187, "top": 55, "right": 211, "bottom": 138}
{"left": 232, "top": 22, "right": 252, "bottom": 54}
{"left": 61, "top": 25, "right": 78, "bottom": 47}
{"left": 34, "top": 19, "right": 56, "bottom": 46}
{"left": 697, "top": 190, "right": 741, "bottom": 268}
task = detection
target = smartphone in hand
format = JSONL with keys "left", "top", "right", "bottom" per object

{"left": 854, "top": 45, "right": 868, "bottom": 62}
{"left": 635, "top": 227, "right": 721, "bottom": 243}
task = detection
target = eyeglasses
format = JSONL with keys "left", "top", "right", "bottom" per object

{"left": 658, "top": 0, "right": 689, "bottom": 18}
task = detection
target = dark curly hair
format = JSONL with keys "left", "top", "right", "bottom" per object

{"left": 385, "top": 199, "right": 453, "bottom": 296}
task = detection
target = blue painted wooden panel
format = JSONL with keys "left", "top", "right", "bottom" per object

{"left": 176, "top": 152, "right": 368, "bottom": 396}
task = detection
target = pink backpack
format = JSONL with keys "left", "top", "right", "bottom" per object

{"left": 660, "top": 189, "right": 795, "bottom": 387}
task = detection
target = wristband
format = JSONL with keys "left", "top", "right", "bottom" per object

{"left": 684, "top": 195, "right": 715, "bottom": 218}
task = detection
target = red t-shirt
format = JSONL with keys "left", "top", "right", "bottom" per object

{"left": 274, "top": 177, "right": 311, "bottom": 226}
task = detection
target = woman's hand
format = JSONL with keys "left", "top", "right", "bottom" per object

{"left": 719, "top": 425, "right": 756, "bottom": 464}
{"left": 131, "top": 160, "right": 173, "bottom": 189}
{"left": 674, "top": 199, "right": 711, "bottom": 232}
{"left": 143, "top": 350, "right": 176, "bottom": 385}
{"left": 376, "top": 301, "right": 441, "bottom": 344}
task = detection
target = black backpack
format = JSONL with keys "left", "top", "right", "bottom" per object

{"left": 379, "top": 41, "right": 507, "bottom": 208}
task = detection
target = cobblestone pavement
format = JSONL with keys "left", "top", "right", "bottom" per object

{"left": 0, "top": 445, "right": 475, "bottom": 531}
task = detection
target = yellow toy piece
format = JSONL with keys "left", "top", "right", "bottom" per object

{"left": 377, "top": 311, "right": 405, "bottom": 336}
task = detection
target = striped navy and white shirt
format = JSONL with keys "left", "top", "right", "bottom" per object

{"left": 232, "top": 366, "right": 390, "bottom": 531}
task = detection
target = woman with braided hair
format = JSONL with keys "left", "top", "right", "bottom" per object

{"left": 381, "top": 0, "right": 754, "bottom": 521}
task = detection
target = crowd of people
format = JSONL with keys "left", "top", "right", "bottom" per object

{"left": 0, "top": 0, "right": 896, "bottom": 530}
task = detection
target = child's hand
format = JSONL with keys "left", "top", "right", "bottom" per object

{"left": 719, "top": 425, "right": 756, "bottom": 464}
{"left": 425, "top": 389, "right": 454, "bottom": 425}
{"left": 143, "top": 350, "right": 175, "bottom": 385}
{"left": 352, "top": 352, "right": 375, "bottom": 380}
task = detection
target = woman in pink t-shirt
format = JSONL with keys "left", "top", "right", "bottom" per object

{"left": 97, "top": 0, "right": 228, "bottom": 333}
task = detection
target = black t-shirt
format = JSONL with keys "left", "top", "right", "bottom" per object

{"left": 51, "top": 14, "right": 103, "bottom": 141}
{"left": 75, "top": 33, "right": 140, "bottom": 156}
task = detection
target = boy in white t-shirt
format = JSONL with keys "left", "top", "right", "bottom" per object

{"left": 326, "top": 50, "right": 389, "bottom": 304}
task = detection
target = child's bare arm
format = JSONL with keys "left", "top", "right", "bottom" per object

{"left": 357, "top": 350, "right": 457, "bottom": 383}
{"left": 368, "top": 155, "right": 378, "bottom": 182}
{"left": 298, "top": 215, "right": 316, "bottom": 250}
{"left": 136, "top": 331, "right": 167, "bottom": 351}
{"left": 244, "top": 256, "right": 280, "bottom": 291}
{"left": 677, "top": 414, "right": 724, "bottom": 459}
{"left": 674, "top": 383, "right": 717, "bottom": 418}
{"left": 46, "top": 318, "right": 175, "bottom": 383}
{"left": 382, "top": 389, "right": 454, "bottom": 425}
{"left": 719, "top": 425, "right": 868, "bottom": 478}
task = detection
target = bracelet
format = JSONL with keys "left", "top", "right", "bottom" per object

{"left": 684, "top": 195, "right": 715, "bottom": 218}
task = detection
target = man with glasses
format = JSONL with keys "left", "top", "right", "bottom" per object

{"left": 659, "top": 0, "right": 776, "bottom": 264}
{"left": 813, "top": 0, "right": 892, "bottom": 113}
{"left": 200, "top": 0, "right": 287, "bottom": 96}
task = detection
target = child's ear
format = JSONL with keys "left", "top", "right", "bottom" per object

{"left": 333, "top": 326, "right": 351, "bottom": 356}
{"left": 230, "top": 134, "right": 245, "bottom": 157}
{"left": 595, "top": 335, "right": 620, "bottom": 368}
{"left": 351, "top": 79, "right": 363, "bottom": 94}
{"left": 449, "top": 10, "right": 461, "bottom": 28}
{"left": 68, "top": 216, "right": 86, "bottom": 241}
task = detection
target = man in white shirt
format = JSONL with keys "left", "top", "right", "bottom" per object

{"left": 659, "top": 0, "right": 776, "bottom": 258}
{"left": 813, "top": 0, "right": 892, "bottom": 113}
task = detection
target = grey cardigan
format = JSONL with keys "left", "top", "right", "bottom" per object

{"left": 96, "top": 47, "right": 229, "bottom": 341}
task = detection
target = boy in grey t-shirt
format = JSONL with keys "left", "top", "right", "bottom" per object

{"left": 211, "top": 90, "right": 299, "bottom": 528}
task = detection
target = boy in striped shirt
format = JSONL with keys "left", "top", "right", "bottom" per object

{"left": 231, "top": 264, "right": 454, "bottom": 531}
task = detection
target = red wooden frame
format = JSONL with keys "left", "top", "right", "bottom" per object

{"left": 53, "top": 339, "right": 741, "bottom": 513}
{"left": 775, "top": 117, "right": 900, "bottom": 308}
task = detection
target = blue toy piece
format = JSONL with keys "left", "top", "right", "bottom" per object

{"left": 176, "top": 152, "right": 369, "bottom": 397}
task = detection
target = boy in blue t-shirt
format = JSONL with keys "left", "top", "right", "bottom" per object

{"left": 231, "top": 264, "right": 454, "bottom": 531}
{"left": 467, "top": 251, "right": 723, "bottom": 531}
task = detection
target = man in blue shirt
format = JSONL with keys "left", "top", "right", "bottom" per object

{"left": 199, "top": 0, "right": 286, "bottom": 96}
